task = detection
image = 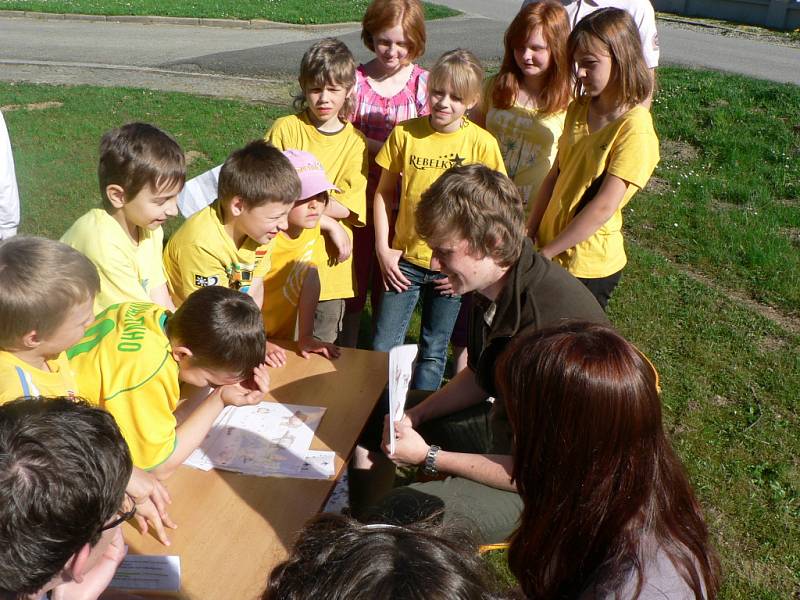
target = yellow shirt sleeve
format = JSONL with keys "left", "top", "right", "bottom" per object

{"left": 375, "top": 125, "right": 405, "bottom": 174}
{"left": 330, "top": 131, "right": 368, "bottom": 227}
{"left": 164, "top": 242, "right": 230, "bottom": 304}
{"left": 606, "top": 121, "right": 660, "bottom": 190}
{"left": 61, "top": 210, "right": 155, "bottom": 312}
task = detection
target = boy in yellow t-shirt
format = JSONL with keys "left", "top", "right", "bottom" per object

{"left": 266, "top": 39, "right": 368, "bottom": 346}
{"left": 0, "top": 237, "right": 98, "bottom": 404}
{"left": 164, "top": 140, "right": 299, "bottom": 309}
{"left": 61, "top": 122, "right": 185, "bottom": 313}
{"left": 68, "top": 286, "right": 270, "bottom": 478}
{"left": 263, "top": 149, "right": 349, "bottom": 361}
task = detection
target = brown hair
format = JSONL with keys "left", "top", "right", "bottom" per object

{"left": 568, "top": 7, "right": 652, "bottom": 107}
{"left": 264, "top": 513, "right": 501, "bottom": 600}
{"left": 217, "top": 140, "right": 300, "bottom": 209}
{"left": 0, "top": 237, "right": 100, "bottom": 347}
{"left": 98, "top": 122, "right": 185, "bottom": 208}
{"left": 294, "top": 38, "right": 357, "bottom": 121}
{"left": 416, "top": 164, "right": 525, "bottom": 268}
{"left": 166, "top": 286, "right": 266, "bottom": 380}
{"left": 428, "top": 49, "right": 483, "bottom": 106}
{"left": 491, "top": 1, "right": 570, "bottom": 114}
{"left": 361, "top": 0, "right": 426, "bottom": 61}
{"left": 497, "top": 322, "right": 720, "bottom": 600}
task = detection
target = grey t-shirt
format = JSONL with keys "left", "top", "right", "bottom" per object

{"left": 579, "top": 545, "right": 704, "bottom": 599}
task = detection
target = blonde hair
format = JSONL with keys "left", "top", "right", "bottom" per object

{"left": 568, "top": 7, "right": 651, "bottom": 107}
{"left": 0, "top": 237, "right": 100, "bottom": 347}
{"left": 295, "top": 38, "right": 356, "bottom": 121}
{"left": 361, "top": 0, "right": 426, "bottom": 61}
{"left": 428, "top": 48, "right": 484, "bottom": 105}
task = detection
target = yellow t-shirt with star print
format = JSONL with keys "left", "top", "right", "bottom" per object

{"left": 67, "top": 302, "right": 181, "bottom": 470}
{"left": 376, "top": 116, "right": 506, "bottom": 269}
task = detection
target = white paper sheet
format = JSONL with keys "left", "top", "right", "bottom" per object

{"left": 178, "top": 164, "right": 221, "bottom": 218}
{"left": 298, "top": 450, "right": 336, "bottom": 479}
{"left": 184, "top": 402, "right": 326, "bottom": 477}
{"left": 388, "top": 344, "right": 418, "bottom": 454}
{"left": 109, "top": 555, "right": 181, "bottom": 592}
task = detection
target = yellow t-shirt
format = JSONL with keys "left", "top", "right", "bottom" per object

{"left": 163, "top": 200, "right": 273, "bottom": 305}
{"left": 67, "top": 302, "right": 180, "bottom": 470}
{"left": 60, "top": 208, "right": 168, "bottom": 313}
{"left": 0, "top": 351, "right": 78, "bottom": 404}
{"left": 262, "top": 225, "right": 320, "bottom": 340}
{"left": 537, "top": 100, "right": 659, "bottom": 278}
{"left": 266, "top": 112, "right": 368, "bottom": 301}
{"left": 376, "top": 116, "right": 506, "bottom": 269}
{"left": 482, "top": 77, "right": 566, "bottom": 214}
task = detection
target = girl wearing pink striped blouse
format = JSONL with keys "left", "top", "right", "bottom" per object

{"left": 341, "top": 0, "right": 430, "bottom": 347}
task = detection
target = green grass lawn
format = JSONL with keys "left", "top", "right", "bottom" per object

{"left": 0, "top": 0, "right": 458, "bottom": 23}
{"left": 2, "top": 67, "right": 798, "bottom": 598}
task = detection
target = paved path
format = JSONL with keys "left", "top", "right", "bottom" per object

{"left": 0, "top": 3, "right": 797, "bottom": 101}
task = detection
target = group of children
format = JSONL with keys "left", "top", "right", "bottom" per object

{"left": 0, "top": 0, "right": 662, "bottom": 595}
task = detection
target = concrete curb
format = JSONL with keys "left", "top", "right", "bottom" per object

{"left": 0, "top": 10, "right": 362, "bottom": 30}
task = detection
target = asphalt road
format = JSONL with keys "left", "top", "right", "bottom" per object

{"left": 0, "top": 1, "right": 797, "bottom": 100}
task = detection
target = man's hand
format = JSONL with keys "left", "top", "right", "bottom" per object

{"left": 126, "top": 468, "right": 176, "bottom": 546}
{"left": 264, "top": 341, "right": 287, "bottom": 368}
{"left": 220, "top": 364, "right": 270, "bottom": 407}
{"left": 298, "top": 335, "right": 341, "bottom": 360}
{"left": 381, "top": 414, "right": 430, "bottom": 467}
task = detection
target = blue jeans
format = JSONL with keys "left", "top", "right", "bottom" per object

{"left": 373, "top": 259, "right": 462, "bottom": 391}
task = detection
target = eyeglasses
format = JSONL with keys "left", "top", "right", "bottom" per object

{"left": 101, "top": 492, "right": 137, "bottom": 531}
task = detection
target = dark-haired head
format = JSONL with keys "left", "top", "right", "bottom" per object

{"left": 0, "top": 396, "right": 131, "bottom": 598}
{"left": 98, "top": 122, "right": 185, "bottom": 209}
{"left": 264, "top": 513, "right": 505, "bottom": 600}
{"left": 496, "top": 322, "right": 719, "bottom": 599}
{"left": 167, "top": 286, "right": 266, "bottom": 380}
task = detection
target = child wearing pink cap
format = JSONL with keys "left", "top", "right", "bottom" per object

{"left": 262, "top": 150, "right": 349, "bottom": 362}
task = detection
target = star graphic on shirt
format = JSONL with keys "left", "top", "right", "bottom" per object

{"left": 450, "top": 154, "right": 465, "bottom": 168}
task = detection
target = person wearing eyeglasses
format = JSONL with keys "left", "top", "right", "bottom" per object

{"left": 0, "top": 396, "right": 133, "bottom": 600}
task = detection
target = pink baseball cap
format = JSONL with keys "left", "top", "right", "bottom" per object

{"left": 283, "top": 149, "right": 340, "bottom": 201}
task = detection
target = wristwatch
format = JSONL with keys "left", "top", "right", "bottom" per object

{"left": 423, "top": 445, "right": 441, "bottom": 476}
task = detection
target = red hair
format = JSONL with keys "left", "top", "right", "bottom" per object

{"left": 361, "top": 0, "right": 426, "bottom": 62}
{"left": 491, "top": 0, "right": 570, "bottom": 114}
{"left": 497, "top": 322, "right": 720, "bottom": 600}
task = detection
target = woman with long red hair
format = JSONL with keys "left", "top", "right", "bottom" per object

{"left": 473, "top": 0, "right": 571, "bottom": 214}
{"left": 496, "top": 322, "right": 720, "bottom": 599}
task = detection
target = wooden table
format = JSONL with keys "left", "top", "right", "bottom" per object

{"left": 125, "top": 345, "right": 387, "bottom": 600}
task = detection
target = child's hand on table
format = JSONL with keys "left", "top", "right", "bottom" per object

{"left": 126, "top": 467, "right": 176, "bottom": 546}
{"left": 264, "top": 340, "right": 287, "bottom": 368}
{"left": 298, "top": 335, "right": 341, "bottom": 360}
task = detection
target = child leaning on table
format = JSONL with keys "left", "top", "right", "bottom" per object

{"left": 67, "top": 285, "right": 270, "bottom": 480}
{"left": 262, "top": 149, "right": 348, "bottom": 360}
{"left": 61, "top": 122, "right": 184, "bottom": 313}
{"left": 164, "top": 140, "right": 300, "bottom": 366}
{"left": 0, "top": 236, "right": 177, "bottom": 545}
{"left": 266, "top": 38, "right": 368, "bottom": 347}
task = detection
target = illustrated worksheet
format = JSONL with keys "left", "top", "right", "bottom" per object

{"left": 184, "top": 402, "right": 327, "bottom": 477}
